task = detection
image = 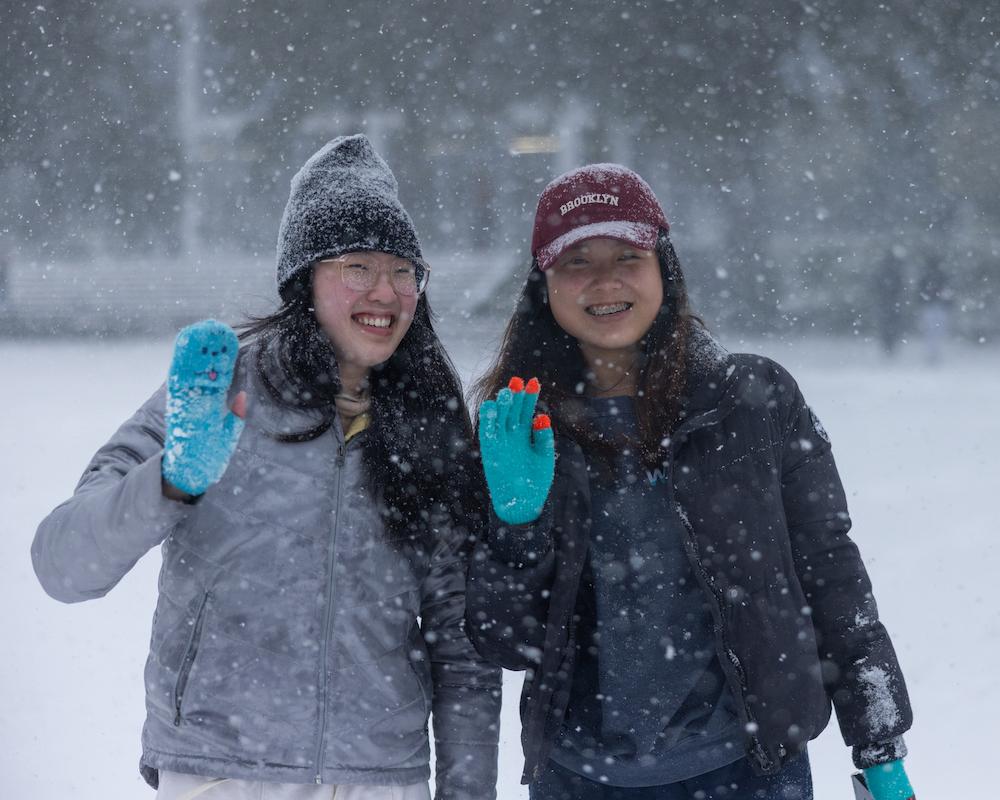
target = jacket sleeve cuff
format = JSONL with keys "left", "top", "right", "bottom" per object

{"left": 852, "top": 735, "right": 908, "bottom": 769}
{"left": 486, "top": 500, "right": 553, "bottom": 567}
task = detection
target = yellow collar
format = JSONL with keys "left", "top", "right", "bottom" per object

{"left": 343, "top": 411, "right": 371, "bottom": 443}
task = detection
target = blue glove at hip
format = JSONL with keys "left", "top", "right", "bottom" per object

{"left": 863, "top": 759, "right": 915, "bottom": 800}
{"left": 478, "top": 377, "right": 555, "bottom": 526}
{"left": 162, "top": 320, "right": 244, "bottom": 497}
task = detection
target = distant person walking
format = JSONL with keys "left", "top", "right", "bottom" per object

{"left": 873, "top": 246, "right": 906, "bottom": 357}
{"left": 0, "top": 244, "right": 10, "bottom": 310}
{"left": 918, "top": 257, "right": 953, "bottom": 364}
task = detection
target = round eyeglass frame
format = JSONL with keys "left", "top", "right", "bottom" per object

{"left": 316, "top": 255, "right": 431, "bottom": 297}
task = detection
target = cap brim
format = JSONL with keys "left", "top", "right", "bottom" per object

{"left": 536, "top": 221, "right": 660, "bottom": 271}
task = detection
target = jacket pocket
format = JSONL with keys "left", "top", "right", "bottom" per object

{"left": 173, "top": 591, "right": 211, "bottom": 726}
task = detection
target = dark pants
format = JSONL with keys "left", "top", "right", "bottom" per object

{"left": 529, "top": 752, "right": 813, "bottom": 800}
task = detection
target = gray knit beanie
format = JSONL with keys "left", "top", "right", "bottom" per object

{"left": 275, "top": 134, "right": 423, "bottom": 301}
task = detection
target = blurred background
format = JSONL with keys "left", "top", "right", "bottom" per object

{"left": 1, "top": 0, "right": 997, "bottom": 344}
{"left": 3, "top": 3, "right": 999, "bottom": 799}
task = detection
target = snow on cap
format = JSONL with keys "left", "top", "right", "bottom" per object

{"left": 531, "top": 163, "right": 669, "bottom": 271}
{"left": 276, "top": 134, "right": 422, "bottom": 300}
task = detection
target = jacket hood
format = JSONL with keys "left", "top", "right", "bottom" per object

{"left": 677, "top": 323, "right": 735, "bottom": 418}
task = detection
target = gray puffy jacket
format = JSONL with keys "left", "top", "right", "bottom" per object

{"left": 31, "top": 344, "right": 501, "bottom": 799}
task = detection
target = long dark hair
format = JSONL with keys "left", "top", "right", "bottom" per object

{"left": 238, "top": 268, "right": 485, "bottom": 552}
{"left": 471, "top": 231, "right": 701, "bottom": 469}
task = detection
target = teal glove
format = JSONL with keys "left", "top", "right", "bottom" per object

{"left": 162, "top": 320, "right": 244, "bottom": 497}
{"left": 863, "top": 759, "right": 915, "bottom": 800}
{"left": 478, "top": 376, "right": 555, "bottom": 526}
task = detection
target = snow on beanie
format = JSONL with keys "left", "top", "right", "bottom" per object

{"left": 275, "top": 134, "right": 423, "bottom": 301}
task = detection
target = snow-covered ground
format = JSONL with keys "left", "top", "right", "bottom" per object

{"left": 1, "top": 329, "right": 995, "bottom": 799}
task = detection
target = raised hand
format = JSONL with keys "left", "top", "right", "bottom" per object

{"left": 162, "top": 320, "right": 245, "bottom": 498}
{"left": 478, "top": 377, "right": 555, "bottom": 526}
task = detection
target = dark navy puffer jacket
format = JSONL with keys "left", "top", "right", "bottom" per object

{"left": 466, "top": 328, "right": 912, "bottom": 785}
{"left": 32, "top": 341, "right": 501, "bottom": 799}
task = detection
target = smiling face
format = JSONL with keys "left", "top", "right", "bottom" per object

{"left": 311, "top": 251, "right": 418, "bottom": 388}
{"left": 544, "top": 237, "right": 663, "bottom": 367}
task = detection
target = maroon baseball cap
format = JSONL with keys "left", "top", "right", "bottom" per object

{"left": 531, "top": 163, "right": 670, "bottom": 271}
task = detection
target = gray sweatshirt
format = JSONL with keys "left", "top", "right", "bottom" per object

{"left": 551, "top": 397, "right": 742, "bottom": 786}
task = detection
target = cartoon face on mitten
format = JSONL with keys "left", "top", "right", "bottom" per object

{"left": 170, "top": 320, "right": 239, "bottom": 390}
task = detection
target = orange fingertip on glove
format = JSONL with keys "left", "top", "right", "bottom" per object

{"left": 532, "top": 414, "right": 551, "bottom": 431}
{"left": 508, "top": 376, "right": 542, "bottom": 394}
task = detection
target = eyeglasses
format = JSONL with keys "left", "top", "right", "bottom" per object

{"left": 317, "top": 255, "right": 431, "bottom": 297}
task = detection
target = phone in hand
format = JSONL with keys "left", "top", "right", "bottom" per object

{"left": 852, "top": 773, "right": 875, "bottom": 800}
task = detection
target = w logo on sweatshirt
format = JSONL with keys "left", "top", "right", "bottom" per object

{"left": 646, "top": 465, "right": 669, "bottom": 486}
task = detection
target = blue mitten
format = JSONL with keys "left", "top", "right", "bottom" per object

{"left": 478, "top": 377, "right": 555, "bottom": 526}
{"left": 162, "top": 320, "right": 243, "bottom": 497}
{"left": 863, "top": 759, "right": 915, "bottom": 800}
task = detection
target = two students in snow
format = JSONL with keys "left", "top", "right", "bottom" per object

{"left": 32, "top": 135, "right": 915, "bottom": 800}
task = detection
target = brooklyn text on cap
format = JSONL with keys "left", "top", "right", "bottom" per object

{"left": 531, "top": 163, "right": 670, "bottom": 271}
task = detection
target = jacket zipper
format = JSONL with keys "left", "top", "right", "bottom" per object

{"left": 173, "top": 591, "right": 211, "bottom": 726}
{"left": 674, "top": 503, "right": 774, "bottom": 771}
{"left": 668, "top": 410, "right": 776, "bottom": 774}
{"left": 529, "top": 620, "right": 582, "bottom": 783}
{"left": 314, "top": 439, "right": 348, "bottom": 784}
